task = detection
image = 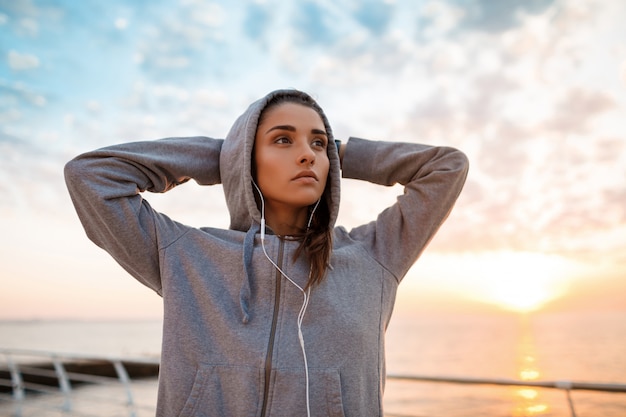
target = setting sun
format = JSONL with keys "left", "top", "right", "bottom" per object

{"left": 469, "top": 251, "right": 575, "bottom": 312}
{"left": 488, "top": 273, "right": 556, "bottom": 313}
{"left": 403, "top": 250, "right": 585, "bottom": 314}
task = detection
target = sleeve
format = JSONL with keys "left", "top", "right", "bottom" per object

{"left": 63, "top": 136, "right": 223, "bottom": 293}
{"left": 341, "top": 137, "right": 469, "bottom": 282}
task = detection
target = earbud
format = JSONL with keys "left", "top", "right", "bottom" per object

{"left": 252, "top": 180, "right": 266, "bottom": 241}
{"left": 307, "top": 199, "right": 321, "bottom": 230}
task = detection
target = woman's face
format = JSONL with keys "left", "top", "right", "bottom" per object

{"left": 254, "top": 102, "right": 330, "bottom": 213}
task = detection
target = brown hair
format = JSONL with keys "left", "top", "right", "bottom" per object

{"left": 255, "top": 92, "right": 333, "bottom": 289}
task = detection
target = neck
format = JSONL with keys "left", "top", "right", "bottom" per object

{"left": 264, "top": 204, "right": 309, "bottom": 236}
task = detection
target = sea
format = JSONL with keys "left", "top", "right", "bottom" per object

{"left": 1, "top": 310, "right": 625, "bottom": 417}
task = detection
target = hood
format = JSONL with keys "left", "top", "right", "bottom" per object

{"left": 219, "top": 89, "right": 341, "bottom": 232}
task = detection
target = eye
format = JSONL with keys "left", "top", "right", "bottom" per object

{"left": 312, "top": 138, "right": 326, "bottom": 148}
{"left": 274, "top": 136, "right": 291, "bottom": 144}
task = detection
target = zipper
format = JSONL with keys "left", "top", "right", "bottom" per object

{"left": 259, "top": 238, "right": 285, "bottom": 417}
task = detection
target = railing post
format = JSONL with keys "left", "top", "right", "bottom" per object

{"left": 52, "top": 355, "right": 72, "bottom": 412}
{"left": 5, "top": 354, "right": 24, "bottom": 417}
{"left": 556, "top": 380, "right": 577, "bottom": 417}
{"left": 565, "top": 390, "right": 577, "bottom": 417}
{"left": 113, "top": 360, "right": 137, "bottom": 417}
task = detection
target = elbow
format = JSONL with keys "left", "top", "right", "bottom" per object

{"left": 440, "top": 146, "right": 470, "bottom": 175}
{"left": 63, "top": 158, "right": 80, "bottom": 185}
{"left": 456, "top": 149, "right": 470, "bottom": 175}
{"left": 438, "top": 148, "right": 470, "bottom": 195}
{"left": 63, "top": 156, "right": 91, "bottom": 190}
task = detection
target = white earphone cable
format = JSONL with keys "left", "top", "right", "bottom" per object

{"left": 253, "top": 181, "right": 312, "bottom": 417}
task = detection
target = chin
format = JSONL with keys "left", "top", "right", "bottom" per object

{"left": 291, "top": 195, "right": 323, "bottom": 209}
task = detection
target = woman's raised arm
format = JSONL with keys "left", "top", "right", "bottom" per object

{"left": 64, "top": 136, "right": 223, "bottom": 293}
{"left": 341, "top": 137, "right": 469, "bottom": 282}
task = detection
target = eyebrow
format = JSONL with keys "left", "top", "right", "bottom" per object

{"left": 265, "top": 125, "right": 327, "bottom": 136}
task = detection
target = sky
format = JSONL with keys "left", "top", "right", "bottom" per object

{"left": 1, "top": 0, "right": 625, "bottom": 320}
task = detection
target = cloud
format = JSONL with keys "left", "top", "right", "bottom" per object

{"left": 0, "top": 0, "right": 64, "bottom": 36}
{"left": 0, "top": 79, "right": 46, "bottom": 108}
{"left": 453, "top": 0, "right": 555, "bottom": 33}
{"left": 543, "top": 88, "right": 615, "bottom": 134}
{"left": 8, "top": 50, "right": 40, "bottom": 70}
{"left": 416, "top": 1, "right": 465, "bottom": 39}
{"left": 132, "top": 2, "right": 233, "bottom": 82}
{"left": 595, "top": 137, "right": 625, "bottom": 164}
{"left": 293, "top": 1, "right": 339, "bottom": 46}
{"left": 0, "top": 130, "right": 70, "bottom": 218}
{"left": 114, "top": 17, "right": 129, "bottom": 30}
{"left": 0, "top": 129, "right": 22, "bottom": 145}
{"left": 353, "top": 0, "right": 394, "bottom": 36}
{"left": 397, "top": 1, "right": 626, "bottom": 261}
{"left": 188, "top": 2, "right": 224, "bottom": 28}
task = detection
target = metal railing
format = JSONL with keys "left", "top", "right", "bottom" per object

{"left": 386, "top": 373, "right": 626, "bottom": 417}
{"left": 0, "top": 348, "right": 159, "bottom": 417}
{"left": 2, "top": 349, "right": 625, "bottom": 417}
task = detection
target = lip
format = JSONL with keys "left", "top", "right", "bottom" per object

{"left": 292, "top": 170, "right": 318, "bottom": 181}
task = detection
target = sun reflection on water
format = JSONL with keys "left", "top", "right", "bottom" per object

{"left": 512, "top": 316, "right": 549, "bottom": 416}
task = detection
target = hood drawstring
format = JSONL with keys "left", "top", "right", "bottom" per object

{"left": 240, "top": 222, "right": 260, "bottom": 324}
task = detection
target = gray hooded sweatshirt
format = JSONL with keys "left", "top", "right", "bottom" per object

{"left": 64, "top": 89, "right": 469, "bottom": 417}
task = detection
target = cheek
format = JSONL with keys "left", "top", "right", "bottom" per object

{"left": 255, "top": 151, "right": 279, "bottom": 186}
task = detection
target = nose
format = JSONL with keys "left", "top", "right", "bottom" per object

{"left": 297, "top": 141, "right": 316, "bottom": 165}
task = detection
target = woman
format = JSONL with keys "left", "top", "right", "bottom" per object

{"left": 65, "top": 89, "right": 469, "bottom": 417}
